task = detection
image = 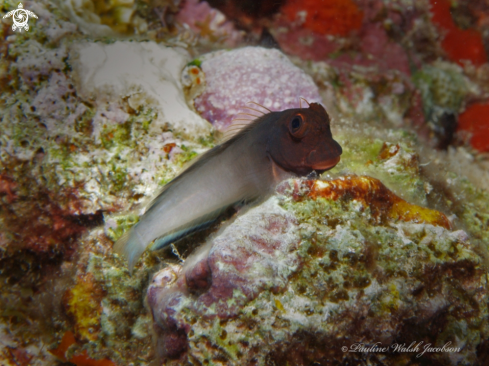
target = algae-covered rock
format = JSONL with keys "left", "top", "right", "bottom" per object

{"left": 147, "top": 197, "right": 301, "bottom": 362}
{"left": 146, "top": 177, "right": 487, "bottom": 365}
{"left": 1, "top": 0, "right": 489, "bottom": 365}
{"left": 0, "top": 1, "right": 215, "bottom": 364}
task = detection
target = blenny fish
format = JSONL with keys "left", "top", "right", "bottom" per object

{"left": 115, "top": 103, "right": 342, "bottom": 270}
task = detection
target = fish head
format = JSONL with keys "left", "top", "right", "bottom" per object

{"left": 268, "top": 103, "right": 342, "bottom": 176}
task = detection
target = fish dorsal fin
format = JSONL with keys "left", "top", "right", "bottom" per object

{"left": 220, "top": 122, "right": 251, "bottom": 143}
{"left": 219, "top": 101, "right": 272, "bottom": 143}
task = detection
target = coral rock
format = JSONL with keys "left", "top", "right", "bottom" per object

{"left": 189, "top": 47, "right": 322, "bottom": 130}
{"left": 301, "top": 175, "right": 451, "bottom": 229}
{"left": 175, "top": 0, "right": 243, "bottom": 46}
{"left": 73, "top": 41, "right": 211, "bottom": 137}
{"left": 64, "top": 273, "right": 105, "bottom": 342}
{"left": 146, "top": 176, "right": 483, "bottom": 365}
{"left": 147, "top": 197, "right": 300, "bottom": 361}
{"left": 50, "top": 331, "right": 116, "bottom": 366}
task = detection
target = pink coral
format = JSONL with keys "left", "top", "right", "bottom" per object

{"left": 147, "top": 197, "right": 300, "bottom": 360}
{"left": 193, "top": 47, "right": 322, "bottom": 131}
{"left": 175, "top": 0, "right": 242, "bottom": 45}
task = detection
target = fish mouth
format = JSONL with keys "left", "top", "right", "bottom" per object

{"left": 311, "top": 156, "right": 341, "bottom": 171}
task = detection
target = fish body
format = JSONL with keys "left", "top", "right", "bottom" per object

{"left": 115, "top": 103, "right": 342, "bottom": 269}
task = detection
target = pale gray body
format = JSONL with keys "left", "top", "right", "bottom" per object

{"left": 116, "top": 119, "right": 290, "bottom": 270}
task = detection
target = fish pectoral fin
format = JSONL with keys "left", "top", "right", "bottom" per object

{"left": 151, "top": 205, "right": 232, "bottom": 252}
{"left": 115, "top": 205, "right": 238, "bottom": 272}
{"left": 151, "top": 219, "right": 216, "bottom": 251}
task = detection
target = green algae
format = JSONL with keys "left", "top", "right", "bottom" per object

{"left": 105, "top": 213, "right": 140, "bottom": 242}
{"left": 413, "top": 62, "right": 469, "bottom": 115}
{"left": 187, "top": 58, "right": 203, "bottom": 68}
{"left": 449, "top": 176, "right": 489, "bottom": 246}
{"left": 412, "top": 61, "right": 473, "bottom": 130}
{"left": 84, "top": 251, "right": 154, "bottom": 362}
{"left": 331, "top": 131, "right": 426, "bottom": 204}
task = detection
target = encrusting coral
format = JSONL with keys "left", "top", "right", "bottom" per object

{"left": 301, "top": 175, "right": 451, "bottom": 229}
{"left": 187, "top": 47, "right": 322, "bottom": 131}
{"left": 457, "top": 102, "right": 489, "bottom": 152}
{"left": 1, "top": 0, "right": 489, "bottom": 365}
{"left": 282, "top": 0, "right": 363, "bottom": 37}
{"left": 147, "top": 175, "right": 487, "bottom": 365}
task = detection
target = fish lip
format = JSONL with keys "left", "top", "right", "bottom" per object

{"left": 311, "top": 156, "right": 341, "bottom": 171}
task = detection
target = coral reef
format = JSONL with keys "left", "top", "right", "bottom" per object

{"left": 64, "top": 273, "right": 105, "bottom": 342}
{"left": 61, "top": 0, "right": 188, "bottom": 36}
{"left": 175, "top": 0, "right": 243, "bottom": 46}
{"left": 147, "top": 176, "right": 487, "bottom": 365}
{"left": 0, "top": 2, "right": 214, "bottom": 364}
{"left": 62, "top": 0, "right": 149, "bottom": 35}
{"left": 457, "top": 101, "right": 489, "bottom": 152}
{"left": 268, "top": 0, "right": 488, "bottom": 150}
{"left": 147, "top": 197, "right": 301, "bottom": 362}
{"left": 282, "top": 0, "right": 363, "bottom": 37}
{"left": 50, "top": 331, "right": 116, "bottom": 366}
{"left": 272, "top": 0, "right": 410, "bottom": 73}
{"left": 412, "top": 60, "right": 476, "bottom": 148}
{"left": 1, "top": 0, "right": 489, "bottom": 365}
{"left": 302, "top": 175, "right": 450, "bottom": 229}
{"left": 429, "top": 0, "right": 487, "bottom": 67}
{"left": 73, "top": 41, "right": 211, "bottom": 138}
{"left": 188, "top": 47, "right": 322, "bottom": 131}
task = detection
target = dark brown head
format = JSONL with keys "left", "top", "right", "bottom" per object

{"left": 267, "top": 103, "right": 342, "bottom": 176}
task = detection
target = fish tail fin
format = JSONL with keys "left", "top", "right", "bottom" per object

{"left": 114, "top": 227, "right": 147, "bottom": 274}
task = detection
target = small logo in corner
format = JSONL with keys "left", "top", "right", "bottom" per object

{"left": 3, "top": 3, "right": 38, "bottom": 32}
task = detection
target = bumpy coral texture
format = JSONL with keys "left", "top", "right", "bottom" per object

{"left": 2, "top": 1, "right": 489, "bottom": 365}
{"left": 175, "top": 0, "right": 242, "bottom": 45}
{"left": 303, "top": 175, "right": 450, "bottom": 229}
{"left": 0, "top": 1, "right": 212, "bottom": 364}
{"left": 50, "top": 331, "right": 116, "bottom": 366}
{"left": 147, "top": 197, "right": 301, "bottom": 362}
{"left": 273, "top": 0, "right": 411, "bottom": 75}
{"left": 147, "top": 176, "right": 487, "bottom": 365}
{"left": 192, "top": 47, "right": 322, "bottom": 131}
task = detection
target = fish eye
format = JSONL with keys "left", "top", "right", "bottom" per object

{"left": 289, "top": 115, "right": 306, "bottom": 138}
{"left": 291, "top": 117, "right": 301, "bottom": 131}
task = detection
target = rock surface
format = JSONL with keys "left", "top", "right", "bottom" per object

{"left": 147, "top": 177, "right": 488, "bottom": 365}
{"left": 1, "top": 1, "right": 489, "bottom": 366}
{"left": 188, "top": 47, "right": 322, "bottom": 131}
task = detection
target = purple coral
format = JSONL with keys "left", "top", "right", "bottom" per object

{"left": 146, "top": 178, "right": 488, "bottom": 365}
{"left": 193, "top": 47, "right": 322, "bottom": 131}
{"left": 175, "top": 0, "right": 242, "bottom": 46}
{"left": 147, "top": 197, "right": 300, "bottom": 360}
